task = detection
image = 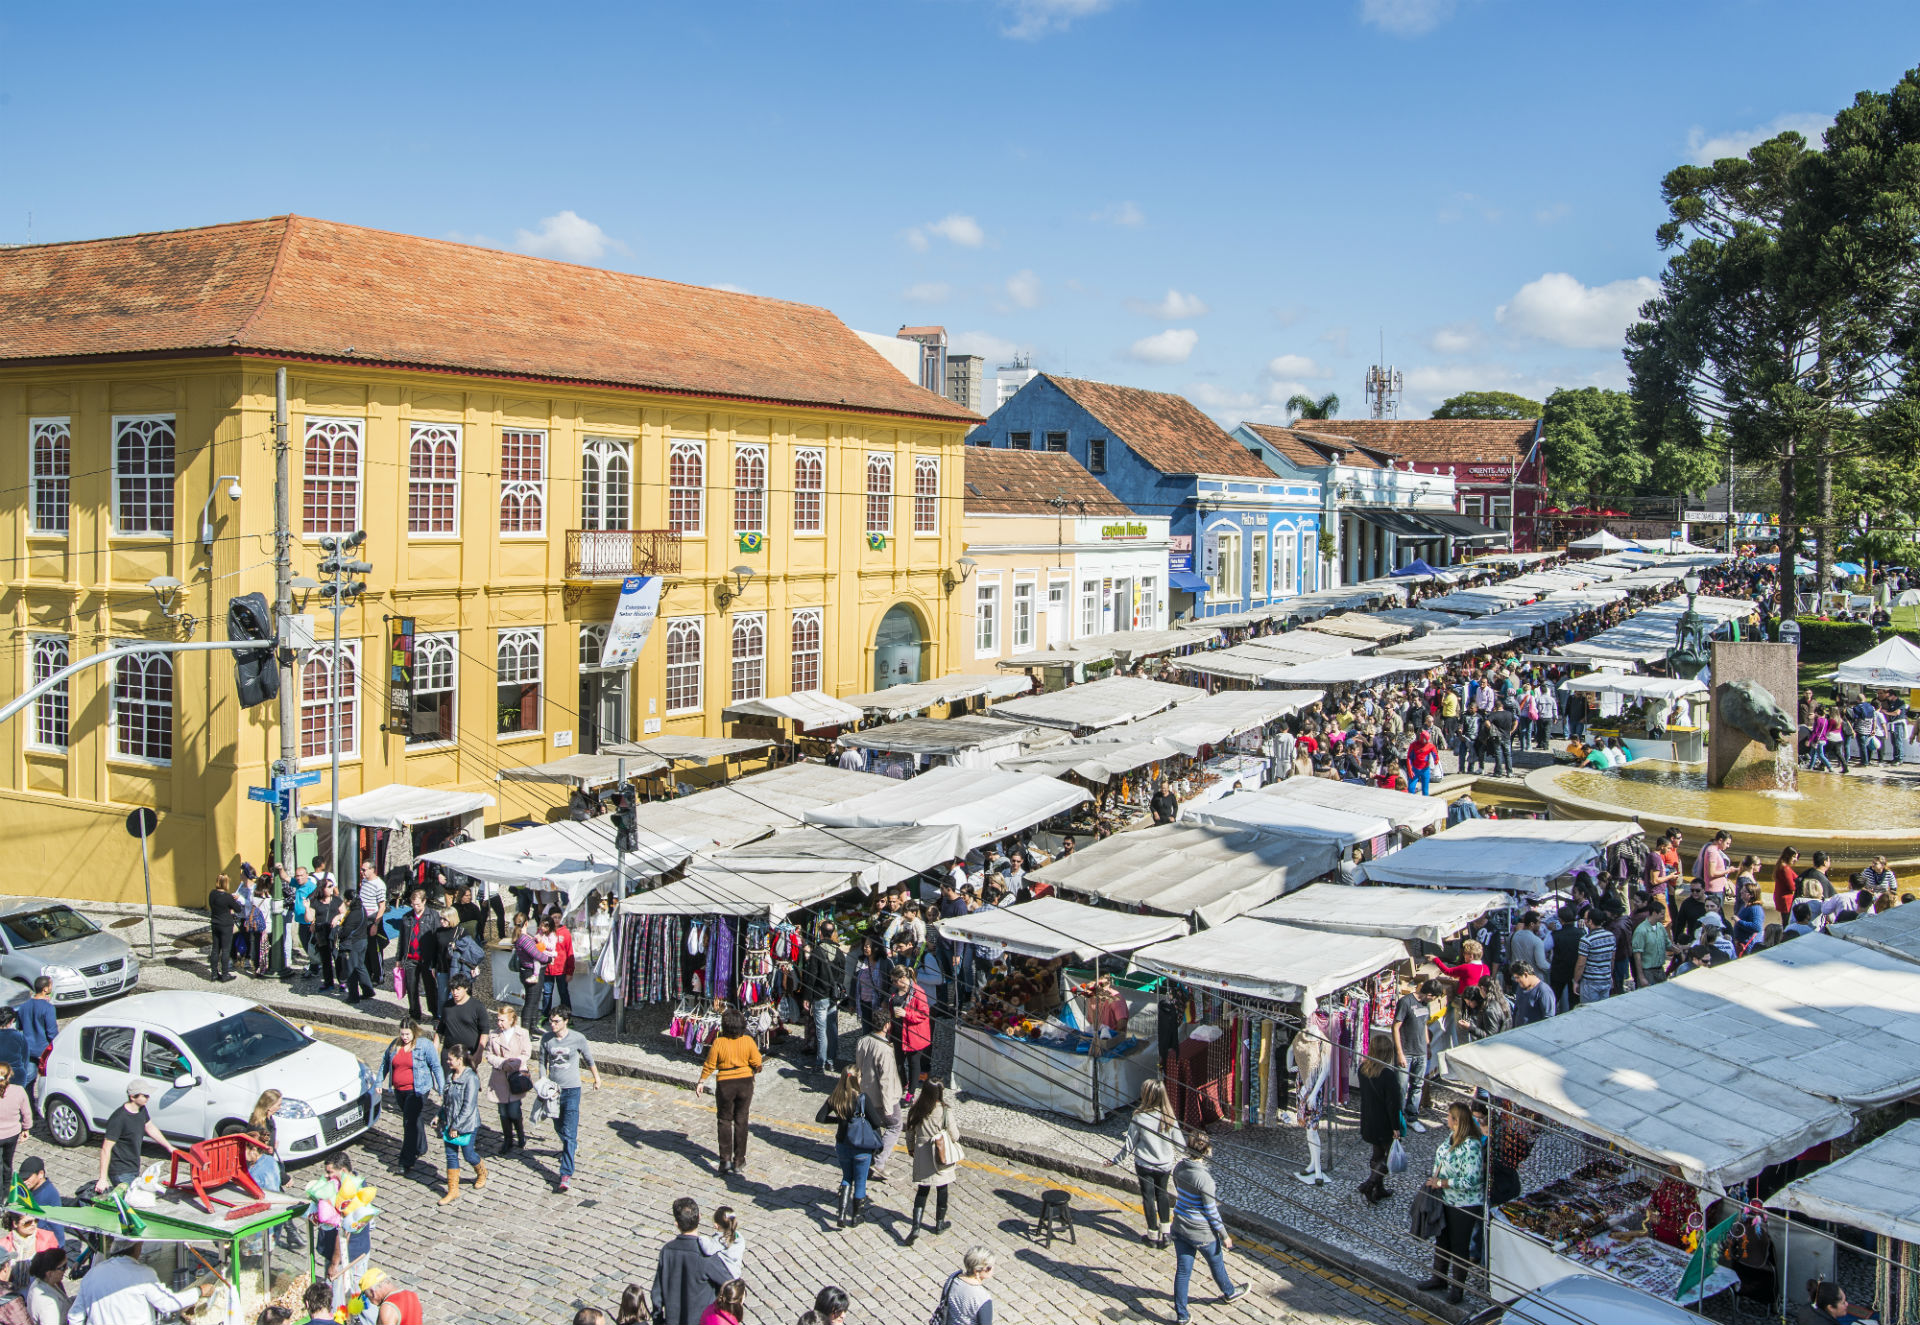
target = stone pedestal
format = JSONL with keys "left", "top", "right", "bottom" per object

{"left": 1709, "top": 641, "right": 1799, "bottom": 791}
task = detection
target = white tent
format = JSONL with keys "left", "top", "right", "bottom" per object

{"left": 999, "top": 737, "right": 1185, "bottom": 784}
{"left": 651, "top": 764, "right": 896, "bottom": 843}
{"left": 837, "top": 715, "right": 1058, "bottom": 768}
{"left": 1568, "top": 529, "right": 1636, "bottom": 551}
{"left": 1376, "top": 630, "right": 1518, "bottom": 661}
{"left": 616, "top": 865, "right": 861, "bottom": 921}
{"left": 496, "top": 753, "right": 670, "bottom": 788}
{"left": 1029, "top": 823, "right": 1339, "bottom": 927}
{"left": 1832, "top": 635, "right": 1920, "bottom": 689}
{"left": 1186, "top": 789, "right": 1388, "bottom": 847}
{"left": 933, "top": 897, "right": 1187, "bottom": 963}
{"left": 840, "top": 672, "right": 1033, "bottom": 719}
{"left": 1359, "top": 818, "right": 1642, "bottom": 893}
{"left": 802, "top": 765, "right": 1089, "bottom": 848}
{"left": 1564, "top": 673, "right": 1708, "bottom": 704}
{"left": 1258, "top": 777, "right": 1449, "bottom": 835}
{"left": 310, "top": 784, "right": 495, "bottom": 830}
{"left": 1249, "top": 885, "right": 1507, "bottom": 947}
{"left": 1132, "top": 918, "right": 1406, "bottom": 1005}
{"left": 424, "top": 816, "right": 698, "bottom": 884}
{"left": 1231, "top": 631, "right": 1359, "bottom": 662}
{"left": 1115, "top": 688, "right": 1324, "bottom": 755}
{"left": 1771, "top": 1119, "right": 1920, "bottom": 1246}
{"left": 1222, "top": 655, "right": 1433, "bottom": 688}
{"left": 988, "top": 674, "right": 1204, "bottom": 732}
{"left": 1298, "top": 614, "right": 1410, "bottom": 643}
{"left": 721, "top": 690, "right": 864, "bottom": 731}
{"left": 707, "top": 823, "right": 965, "bottom": 891}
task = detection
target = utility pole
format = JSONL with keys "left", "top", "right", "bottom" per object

{"left": 273, "top": 367, "right": 296, "bottom": 975}
{"left": 318, "top": 531, "right": 371, "bottom": 883}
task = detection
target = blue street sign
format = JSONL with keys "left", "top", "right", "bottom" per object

{"left": 247, "top": 786, "right": 279, "bottom": 804}
{"left": 273, "top": 770, "right": 323, "bottom": 791}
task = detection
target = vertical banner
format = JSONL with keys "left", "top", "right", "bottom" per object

{"left": 601, "top": 576, "right": 663, "bottom": 669}
{"left": 388, "top": 618, "right": 415, "bottom": 732}
{"left": 1201, "top": 528, "right": 1221, "bottom": 576}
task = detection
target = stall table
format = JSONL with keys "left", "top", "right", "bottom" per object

{"left": 951, "top": 1021, "right": 1154, "bottom": 1124}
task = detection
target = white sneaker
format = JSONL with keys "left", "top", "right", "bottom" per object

{"left": 1408, "top": 1119, "right": 1427, "bottom": 1134}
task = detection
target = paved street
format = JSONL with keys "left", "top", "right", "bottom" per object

{"left": 27, "top": 1020, "right": 1424, "bottom": 1325}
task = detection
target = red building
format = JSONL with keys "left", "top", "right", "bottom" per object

{"left": 1287, "top": 418, "right": 1546, "bottom": 551}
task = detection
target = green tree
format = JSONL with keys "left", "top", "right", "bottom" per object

{"left": 1286, "top": 392, "right": 1340, "bottom": 420}
{"left": 1431, "top": 390, "right": 1543, "bottom": 420}
{"left": 1541, "top": 387, "right": 1648, "bottom": 503}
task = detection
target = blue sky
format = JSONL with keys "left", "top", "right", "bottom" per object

{"left": 5, "top": 1, "right": 1917, "bottom": 420}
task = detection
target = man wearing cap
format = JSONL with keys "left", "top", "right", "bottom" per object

{"left": 65, "top": 1239, "right": 216, "bottom": 1325}
{"left": 359, "top": 1270, "right": 423, "bottom": 1325}
{"left": 1698, "top": 915, "right": 1737, "bottom": 966}
{"left": 16, "top": 1158, "right": 63, "bottom": 1248}
{"left": 94, "top": 1082, "right": 175, "bottom": 1194}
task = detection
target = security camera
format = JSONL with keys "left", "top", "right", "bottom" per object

{"left": 226, "top": 480, "right": 243, "bottom": 501}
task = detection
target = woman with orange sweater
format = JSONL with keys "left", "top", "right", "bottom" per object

{"left": 695, "top": 1010, "right": 763, "bottom": 1176}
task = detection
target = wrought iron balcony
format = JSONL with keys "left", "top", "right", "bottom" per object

{"left": 565, "top": 529, "right": 683, "bottom": 580}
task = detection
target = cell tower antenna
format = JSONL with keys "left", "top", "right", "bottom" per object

{"left": 1365, "top": 331, "right": 1402, "bottom": 420}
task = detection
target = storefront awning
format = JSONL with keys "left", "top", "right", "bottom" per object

{"left": 1360, "top": 818, "right": 1642, "bottom": 894}
{"left": 934, "top": 897, "right": 1188, "bottom": 964}
{"left": 1169, "top": 571, "right": 1210, "bottom": 592}
{"left": 1771, "top": 1119, "right": 1920, "bottom": 1246}
{"left": 496, "top": 753, "right": 668, "bottom": 789}
{"left": 1249, "top": 885, "right": 1507, "bottom": 947}
{"left": 1419, "top": 510, "right": 1507, "bottom": 543}
{"left": 722, "top": 691, "right": 864, "bottom": 731}
{"left": 1351, "top": 507, "right": 1441, "bottom": 539}
{"left": 1132, "top": 917, "right": 1405, "bottom": 1005}
{"left": 310, "top": 784, "right": 495, "bottom": 830}
{"left": 803, "top": 765, "right": 1090, "bottom": 849}
{"left": 1031, "top": 823, "right": 1339, "bottom": 928}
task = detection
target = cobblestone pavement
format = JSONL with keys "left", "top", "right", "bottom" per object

{"left": 28, "top": 1022, "right": 1429, "bottom": 1325}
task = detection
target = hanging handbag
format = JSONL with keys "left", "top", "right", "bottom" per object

{"left": 1387, "top": 1137, "right": 1409, "bottom": 1175}
{"left": 933, "top": 1129, "right": 964, "bottom": 1168}
{"left": 1409, "top": 1187, "right": 1446, "bottom": 1241}
{"left": 926, "top": 1272, "right": 956, "bottom": 1325}
{"left": 847, "top": 1104, "right": 882, "bottom": 1153}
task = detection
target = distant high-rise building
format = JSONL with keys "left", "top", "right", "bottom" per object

{"left": 946, "top": 354, "right": 985, "bottom": 412}
{"left": 995, "top": 355, "right": 1039, "bottom": 410}
{"left": 897, "top": 325, "right": 948, "bottom": 398}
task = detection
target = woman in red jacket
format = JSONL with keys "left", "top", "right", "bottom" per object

{"left": 889, "top": 968, "right": 932, "bottom": 1105}
{"left": 540, "top": 911, "right": 575, "bottom": 1024}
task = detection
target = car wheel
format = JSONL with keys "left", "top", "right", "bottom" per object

{"left": 43, "top": 1095, "right": 88, "bottom": 1148}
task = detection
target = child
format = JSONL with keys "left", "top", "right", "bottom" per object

{"left": 698, "top": 1205, "right": 745, "bottom": 1280}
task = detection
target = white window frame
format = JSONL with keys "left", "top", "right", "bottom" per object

{"left": 498, "top": 430, "right": 548, "bottom": 537}
{"left": 1461, "top": 495, "right": 1484, "bottom": 522}
{"left": 495, "top": 627, "right": 544, "bottom": 737}
{"left": 730, "top": 612, "right": 767, "bottom": 703}
{"left": 1280, "top": 532, "right": 1298, "bottom": 595}
{"left": 29, "top": 418, "right": 71, "bottom": 537}
{"left": 1213, "top": 530, "right": 1242, "bottom": 603}
{"left": 28, "top": 636, "right": 68, "bottom": 752}
{"left": 112, "top": 414, "right": 175, "bottom": 538}
{"left": 1012, "top": 580, "right": 1035, "bottom": 653}
{"left": 407, "top": 632, "right": 458, "bottom": 748}
{"left": 912, "top": 457, "right": 939, "bottom": 536}
{"left": 792, "top": 447, "right": 825, "bottom": 536}
{"left": 734, "top": 444, "right": 768, "bottom": 536}
{"left": 1079, "top": 579, "right": 1099, "bottom": 639}
{"left": 1139, "top": 575, "right": 1159, "bottom": 629}
{"left": 668, "top": 439, "right": 705, "bottom": 536}
{"left": 407, "top": 422, "right": 461, "bottom": 537}
{"left": 1490, "top": 495, "right": 1513, "bottom": 532}
{"left": 110, "top": 645, "right": 174, "bottom": 765}
{"left": 1251, "top": 532, "right": 1268, "bottom": 600}
{"left": 1046, "top": 578, "right": 1068, "bottom": 648}
{"left": 299, "top": 641, "right": 361, "bottom": 763}
{"left": 791, "top": 606, "right": 821, "bottom": 691}
{"left": 664, "top": 617, "right": 704, "bottom": 714}
{"left": 302, "top": 417, "right": 364, "bottom": 538}
{"left": 975, "top": 578, "right": 1001, "bottom": 658}
{"left": 580, "top": 436, "right": 632, "bottom": 533}
{"left": 866, "top": 453, "right": 894, "bottom": 536}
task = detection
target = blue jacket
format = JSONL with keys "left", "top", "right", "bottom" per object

{"left": 0, "top": 1029, "right": 31, "bottom": 1087}
{"left": 379, "top": 1039, "right": 444, "bottom": 1096}
{"left": 17, "top": 998, "right": 56, "bottom": 1062}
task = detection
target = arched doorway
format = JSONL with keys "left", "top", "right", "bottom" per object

{"left": 873, "top": 603, "right": 926, "bottom": 691}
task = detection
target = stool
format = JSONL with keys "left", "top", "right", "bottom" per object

{"left": 1036, "top": 1188, "right": 1075, "bottom": 1245}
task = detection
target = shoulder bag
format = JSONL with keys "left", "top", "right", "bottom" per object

{"left": 1408, "top": 1187, "right": 1446, "bottom": 1241}
{"left": 847, "top": 1102, "right": 882, "bottom": 1153}
{"left": 926, "top": 1271, "right": 957, "bottom": 1325}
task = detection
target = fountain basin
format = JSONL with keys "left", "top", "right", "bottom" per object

{"left": 1523, "top": 761, "right": 1920, "bottom": 875}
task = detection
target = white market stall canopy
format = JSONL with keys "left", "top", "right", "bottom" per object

{"left": 1360, "top": 818, "right": 1642, "bottom": 894}
{"left": 841, "top": 673, "right": 1033, "bottom": 719}
{"left": 1833, "top": 900, "right": 1920, "bottom": 965}
{"left": 617, "top": 866, "right": 861, "bottom": 921}
{"left": 1568, "top": 529, "right": 1636, "bottom": 551}
{"left": 496, "top": 753, "right": 669, "bottom": 789}
{"left": 1233, "top": 631, "right": 1361, "bottom": 662}
{"left": 1173, "top": 647, "right": 1306, "bottom": 685}
{"left": 604, "top": 734, "right": 774, "bottom": 765}
{"left": 803, "top": 765, "right": 1089, "bottom": 848}
{"left": 1833, "top": 636, "right": 1920, "bottom": 689}
{"left": 1231, "top": 655, "right": 1434, "bottom": 688}
{"left": 1367, "top": 608, "right": 1474, "bottom": 637}
{"left": 933, "top": 896, "right": 1187, "bottom": 964}
{"left": 1441, "top": 1017, "right": 1853, "bottom": 1189}
{"left": 838, "top": 715, "right": 1062, "bottom": 761}
{"left": 1564, "top": 673, "right": 1707, "bottom": 704}
{"left": 424, "top": 816, "right": 698, "bottom": 885}
{"left": 628, "top": 765, "right": 898, "bottom": 851}
{"left": 1376, "top": 630, "right": 1517, "bottom": 661}
{"left": 722, "top": 690, "right": 864, "bottom": 731}
{"left": 1298, "top": 614, "right": 1411, "bottom": 644}
{"left": 1132, "top": 918, "right": 1406, "bottom": 1005}
{"left": 707, "top": 823, "right": 965, "bottom": 891}
{"left": 1030, "top": 823, "right": 1340, "bottom": 927}
{"left": 1116, "top": 688, "right": 1324, "bottom": 755}
{"left": 999, "top": 737, "right": 1185, "bottom": 784}
{"left": 1555, "top": 595, "right": 1754, "bottom": 664}
{"left": 1421, "top": 588, "right": 1537, "bottom": 617}
{"left": 309, "top": 784, "right": 495, "bottom": 830}
{"left": 1249, "top": 885, "right": 1507, "bottom": 947}
{"left": 1771, "top": 1119, "right": 1920, "bottom": 1246}
{"left": 988, "top": 675, "right": 1204, "bottom": 732}
{"left": 1259, "top": 777, "right": 1450, "bottom": 835}
{"left": 1187, "top": 789, "right": 1390, "bottom": 848}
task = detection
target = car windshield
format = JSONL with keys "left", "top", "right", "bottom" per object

{"left": 179, "top": 1007, "right": 309, "bottom": 1081}
{"left": 0, "top": 906, "right": 99, "bottom": 950}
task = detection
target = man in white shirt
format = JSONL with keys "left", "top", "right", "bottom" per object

{"left": 356, "top": 862, "right": 388, "bottom": 987}
{"left": 67, "top": 1242, "right": 214, "bottom": 1325}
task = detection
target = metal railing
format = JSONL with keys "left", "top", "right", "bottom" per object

{"left": 566, "top": 529, "right": 683, "bottom": 580}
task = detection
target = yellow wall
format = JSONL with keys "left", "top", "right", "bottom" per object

{"left": 0, "top": 359, "right": 967, "bottom": 906}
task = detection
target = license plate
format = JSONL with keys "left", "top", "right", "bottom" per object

{"left": 334, "top": 1105, "right": 363, "bottom": 1126}
{"left": 88, "top": 982, "right": 118, "bottom": 997}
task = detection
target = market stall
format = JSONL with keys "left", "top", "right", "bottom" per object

{"left": 1248, "top": 884, "right": 1506, "bottom": 950}
{"left": 306, "top": 783, "right": 495, "bottom": 879}
{"left": 1832, "top": 636, "right": 1920, "bottom": 690}
{"left": 936, "top": 897, "right": 1186, "bottom": 1122}
{"left": 1834, "top": 898, "right": 1920, "bottom": 963}
{"left": 1256, "top": 777, "right": 1450, "bottom": 837}
{"left": 1771, "top": 1120, "right": 1920, "bottom": 1325}
{"left": 1359, "top": 818, "right": 1642, "bottom": 894}
{"left": 802, "top": 765, "right": 1090, "bottom": 849}
{"left": 834, "top": 714, "right": 1062, "bottom": 776}
{"left": 1187, "top": 787, "right": 1391, "bottom": 849}
{"left": 989, "top": 674, "right": 1204, "bottom": 733}
{"left": 1030, "top": 822, "right": 1339, "bottom": 926}
{"left": 840, "top": 672, "right": 1033, "bottom": 721}
{"left": 497, "top": 752, "right": 670, "bottom": 791}
{"left": 998, "top": 737, "right": 1187, "bottom": 826}
{"left": 1221, "top": 654, "right": 1435, "bottom": 690}
{"left": 706, "top": 823, "right": 965, "bottom": 892}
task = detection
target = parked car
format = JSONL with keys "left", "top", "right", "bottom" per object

{"left": 1465, "top": 1275, "right": 1703, "bottom": 1325}
{"left": 0, "top": 903, "right": 139, "bottom": 1006}
{"left": 40, "top": 992, "right": 375, "bottom": 1161}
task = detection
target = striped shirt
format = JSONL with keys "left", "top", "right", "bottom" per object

{"left": 1577, "top": 927, "right": 1616, "bottom": 997}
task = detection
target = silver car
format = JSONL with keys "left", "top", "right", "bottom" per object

{"left": 0, "top": 904, "right": 139, "bottom": 1006}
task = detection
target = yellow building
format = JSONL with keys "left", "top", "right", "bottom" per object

{"left": 0, "top": 216, "right": 975, "bottom": 906}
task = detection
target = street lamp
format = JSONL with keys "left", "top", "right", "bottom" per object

{"left": 943, "top": 556, "right": 978, "bottom": 593}
{"left": 1671, "top": 571, "right": 1710, "bottom": 673}
{"left": 714, "top": 564, "right": 757, "bottom": 608}
{"left": 316, "top": 532, "right": 371, "bottom": 880}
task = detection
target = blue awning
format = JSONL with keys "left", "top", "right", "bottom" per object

{"left": 1169, "top": 572, "right": 1209, "bottom": 592}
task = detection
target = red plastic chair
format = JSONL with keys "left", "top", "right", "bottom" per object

{"left": 166, "top": 1135, "right": 269, "bottom": 1214}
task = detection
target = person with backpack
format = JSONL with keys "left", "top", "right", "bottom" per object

{"left": 815, "top": 1066, "right": 886, "bottom": 1228}
{"left": 510, "top": 911, "right": 544, "bottom": 1013}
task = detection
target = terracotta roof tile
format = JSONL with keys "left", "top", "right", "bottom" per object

{"left": 962, "top": 447, "right": 1135, "bottom": 516}
{"left": 0, "top": 215, "right": 976, "bottom": 423}
{"left": 1043, "top": 374, "right": 1273, "bottom": 478}
{"left": 1296, "top": 418, "right": 1538, "bottom": 466}
{"left": 1241, "top": 422, "right": 1396, "bottom": 470}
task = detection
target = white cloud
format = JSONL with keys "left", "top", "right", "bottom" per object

{"left": 1438, "top": 191, "right": 1501, "bottom": 224}
{"left": 1128, "top": 289, "right": 1209, "bottom": 319}
{"left": 1359, "top": 0, "right": 1456, "bottom": 36}
{"left": 1496, "top": 272, "right": 1659, "bottom": 349}
{"left": 1186, "top": 382, "right": 1265, "bottom": 417}
{"left": 951, "top": 330, "right": 1025, "bottom": 362}
{"left": 712, "top": 282, "right": 752, "bottom": 295}
{"left": 903, "top": 281, "right": 952, "bottom": 304}
{"left": 1535, "top": 202, "right": 1572, "bottom": 225}
{"left": 1319, "top": 326, "right": 1351, "bottom": 357}
{"left": 1267, "top": 354, "right": 1331, "bottom": 380}
{"left": 1004, "top": 269, "right": 1042, "bottom": 309}
{"left": 1092, "top": 201, "right": 1145, "bottom": 227}
{"left": 1128, "top": 328, "right": 1199, "bottom": 364}
{"left": 1397, "top": 360, "right": 1625, "bottom": 415}
{"left": 905, "top": 213, "right": 986, "bottom": 251}
{"left": 1427, "top": 322, "right": 1480, "bottom": 354}
{"left": 512, "top": 210, "right": 627, "bottom": 263}
{"left": 1686, "top": 112, "right": 1831, "bottom": 166}
{"left": 1001, "top": 0, "right": 1115, "bottom": 39}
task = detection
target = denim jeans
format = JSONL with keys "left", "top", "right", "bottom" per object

{"left": 811, "top": 999, "right": 840, "bottom": 1070}
{"left": 1172, "top": 1232, "right": 1236, "bottom": 1319}
{"left": 443, "top": 1137, "right": 478, "bottom": 1173}
{"left": 1397, "top": 1055, "right": 1426, "bottom": 1119}
{"left": 834, "top": 1138, "right": 874, "bottom": 1199}
{"left": 542, "top": 973, "right": 573, "bottom": 1019}
{"left": 1410, "top": 766, "right": 1432, "bottom": 797}
{"left": 553, "top": 1086, "right": 581, "bottom": 1178}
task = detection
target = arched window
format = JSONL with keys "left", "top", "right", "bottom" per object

{"left": 407, "top": 424, "right": 460, "bottom": 535}
{"left": 496, "top": 628, "right": 543, "bottom": 735}
{"left": 30, "top": 419, "right": 70, "bottom": 535}
{"left": 113, "top": 649, "right": 174, "bottom": 762}
{"left": 791, "top": 609, "right": 822, "bottom": 693}
{"left": 581, "top": 437, "right": 631, "bottom": 532}
{"left": 664, "top": 618, "right": 703, "bottom": 713}
{"left": 669, "top": 441, "right": 704, "bottom": 535}
{"left": 792, "top": 449, "right": 824, "bottom": 534}
{"left": 30, "top": 636, "right": 68, "bottom": 750}
{"left": 734, "top": 445, "right": 767, "bottom": 535}
{"left": 298, "top": 643, "right": 358, "bottom": 760}
{"left": 303, "top": 418, "right": 363, "bottom": 535}
{"left": 114, "top": 416, "right": 175, "bottom": 535}
{"left": 865, "top": 453, "right": 893, "bottom": 536}
{"left": 730, "top": 614, "right": 766, "bottom": 703}
{"left": 913, "top": 457, "right": 939, "bottom": 535}
{"left": 407, "top": 633, "right": 457, "bottom": 744}
{"left": 499, "top": 430, "right": 546, "bottom": 535}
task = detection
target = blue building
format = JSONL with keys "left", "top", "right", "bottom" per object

{"left": 967, "top": 374, "right": 1322, "bottom": 621}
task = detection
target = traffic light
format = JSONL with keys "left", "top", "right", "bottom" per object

{"left": 317, "top": 532, "right": 373, "bottom": 602}
{"left": 226, "top": 592, "right": 278, "bottom": 707}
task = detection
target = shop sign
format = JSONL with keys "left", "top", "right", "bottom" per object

{"left": 388, "top": 618, "right": 415, "bottom": 732}
{"left": 1201, "top": 529, "right": 1221, "bottom": 576}
{"left": 1100, "top": 521, "right": 1148, "bottom": 541}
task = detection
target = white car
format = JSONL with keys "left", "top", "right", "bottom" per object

{"left": 40, "top": 991, "right": 376, "bottom": 1162}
